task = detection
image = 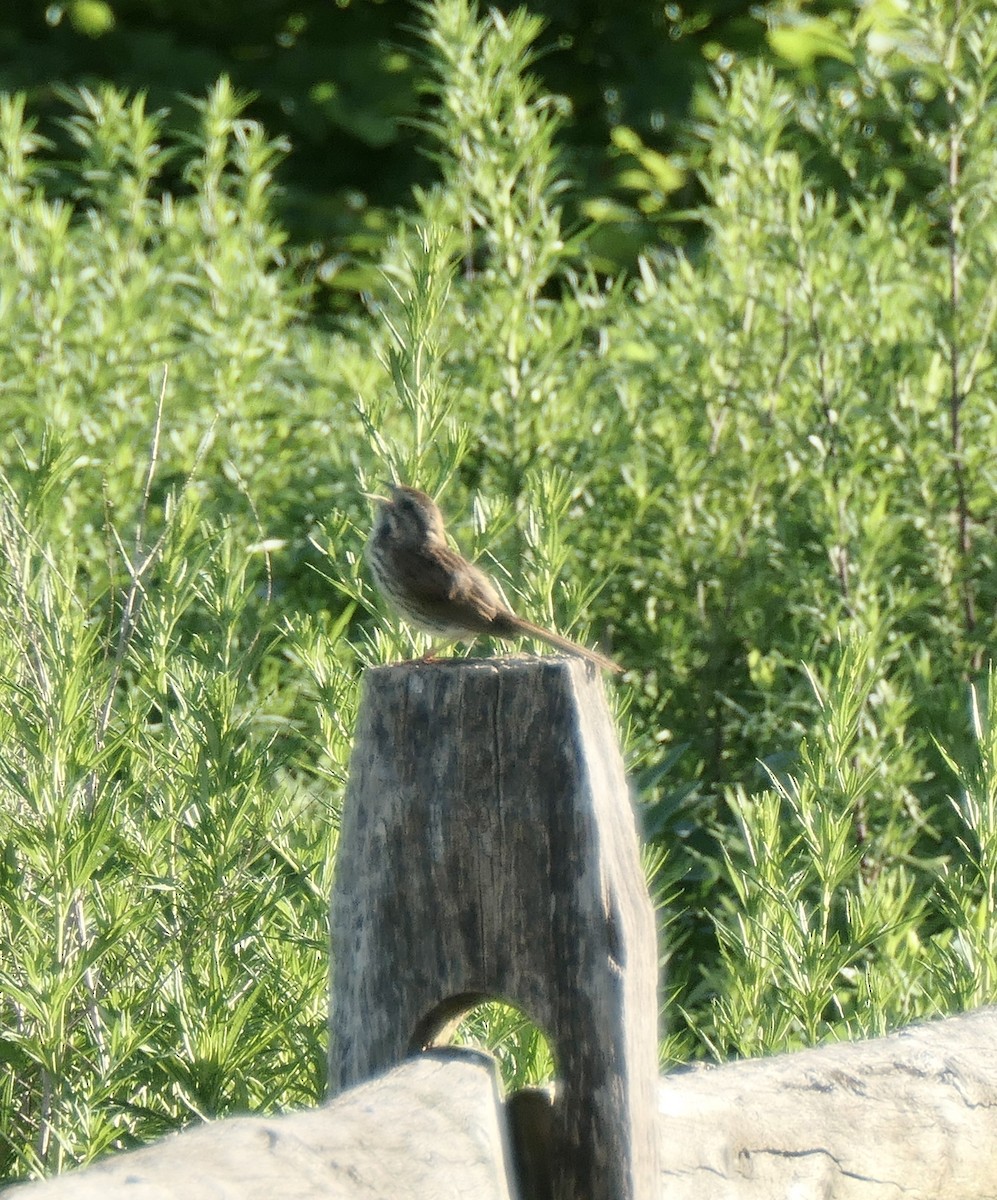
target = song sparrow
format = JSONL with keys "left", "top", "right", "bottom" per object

{"left": 365, "top": 484, "right": 621, "bottom": 672}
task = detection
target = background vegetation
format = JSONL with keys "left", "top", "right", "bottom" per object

{"left": 1, "top": 0, "right": 996, "bottom": 1181}
{"left": 0, "top": 0, "right": 919, "bottom": 295}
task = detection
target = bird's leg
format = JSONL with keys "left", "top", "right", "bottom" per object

{"left": 418, "top": 638, "right": 455, "bottom": 663}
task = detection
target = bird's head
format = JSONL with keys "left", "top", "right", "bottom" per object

{"left": 366, "top": 484, "right": 447, "bottom": 548}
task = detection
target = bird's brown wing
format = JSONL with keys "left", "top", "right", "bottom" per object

{"left": 393, "top": 543, "right": 508, "bottom": 632}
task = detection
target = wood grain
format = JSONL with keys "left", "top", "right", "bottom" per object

{"left": 329, "top": 655, "right": 660, "bottom": 1200}
{"left": 3, "top": 1050, "right": 513, "bottom": 1200}
{"left": 654, "top": 1004, "right": 997, "bottom": 1198}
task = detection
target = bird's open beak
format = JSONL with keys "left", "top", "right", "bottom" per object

{"left": 362, "top": 478, "right": 400, "bottom": 505}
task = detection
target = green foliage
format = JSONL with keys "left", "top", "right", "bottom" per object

{"left": 935, "top": 668, "right": 997, "bottom": 1008}
{"left": 1, "top": 0, "right": 996, "bottom": 1180}
{"left": 0, "top": 454, "right": 343, "bottom": 1177}
{"left": 705, "top": 636, "right": 937, "bottom": 1056}
{"left": 0, "top": 0, "right": 824, "bottom": 289}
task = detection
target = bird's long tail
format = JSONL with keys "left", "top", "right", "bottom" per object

{"left": 500, "top": 614, "right": 622, "bottom": 673}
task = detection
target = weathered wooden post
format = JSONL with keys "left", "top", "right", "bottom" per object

{"left": 329, "top": 656, "right": 659, "bottom": 1200}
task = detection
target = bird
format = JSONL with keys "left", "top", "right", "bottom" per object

{"left": 364, "top": 484, "right": 621, "bottom": 673}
